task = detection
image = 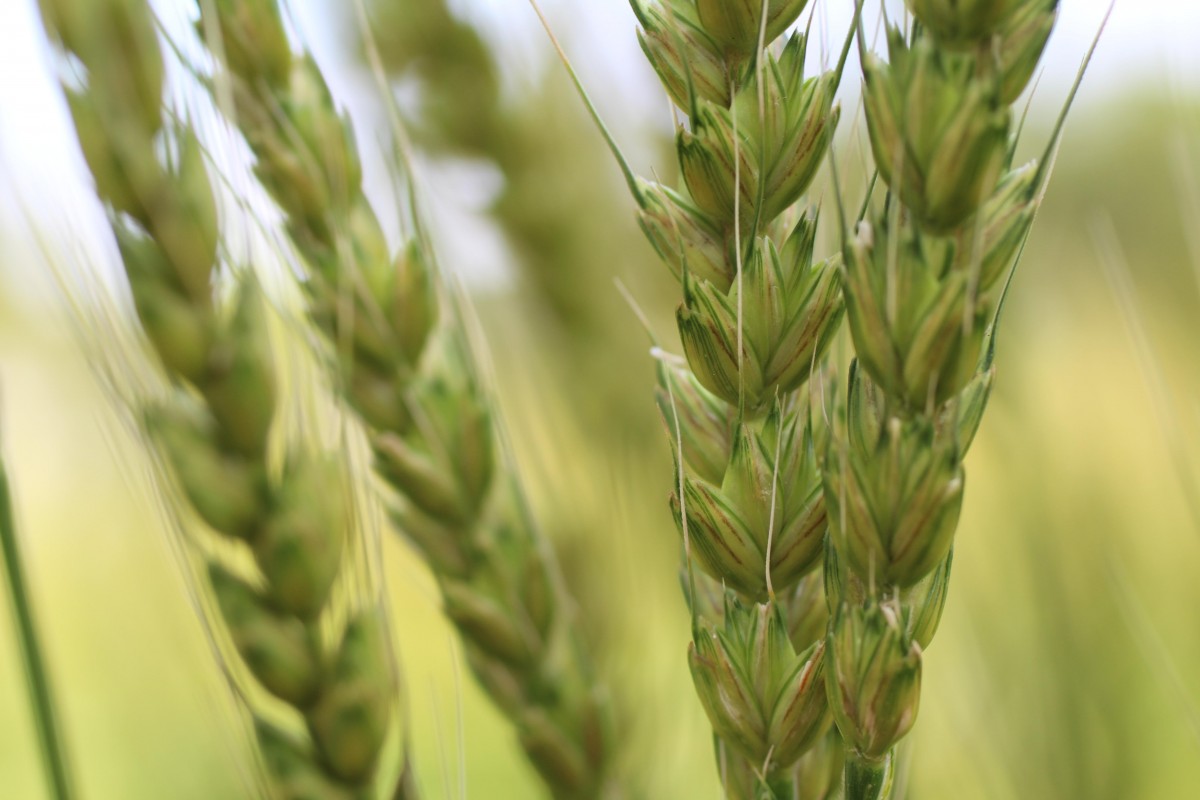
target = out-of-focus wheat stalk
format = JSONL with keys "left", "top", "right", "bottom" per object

{"left": 38, "top": 0, "right": 414, "bottom": 796}
{"left": 197, "top": 1, "right": 618, "bottom": 796}
{"left": 1, "top": 432, "right": 75, "bottom": 800}
{"left": 1092, "top": 212, "right": 1200, "bottom": 750}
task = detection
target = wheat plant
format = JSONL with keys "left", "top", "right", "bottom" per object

{"left": 822, "top": 2, "right": 1062, "bottom": 794}
{"left": 603, "top": 0, "right": 858, "bottom": 795}
{"left": 196, "top": 2, "right": 617, "bottom": 796}
{"left": 38, "top": 0, "right": 413, "bottom": 796}
{"left": 8, "top": 0, "right": 1122, "bottom": 794}
{"left": 533, "top": 0, "right": 1105, "bottom": 797}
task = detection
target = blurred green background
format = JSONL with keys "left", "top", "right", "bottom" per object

{"left": 2, "top": 0, "right": 1200, "bottom": 798}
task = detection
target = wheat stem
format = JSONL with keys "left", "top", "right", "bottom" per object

{"left": 0, "top": 439, "right": 76, "bottom": 800}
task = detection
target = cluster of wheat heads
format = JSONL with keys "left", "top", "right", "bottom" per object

{"left": 608, "top": 0, "right": 1071, "bottom": 797}
{"left": 195, "top": 1, "right": 616, "bottom": 797}
{"left": 38, "top": 0, "right": 414, "bottom": 796}
{"left": 23, "top": 0, "right": 1102, "bottom": 794}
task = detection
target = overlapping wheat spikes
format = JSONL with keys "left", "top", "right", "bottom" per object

{"left": 533, "top": 0, "right": 1101, "bottom": 797}
{"left": 27, "top": 0, "right": 1112, "bottom": 793}
{"left": 39, "top": 0, "right": 413, "bottom": 796}
{"left": 196, "top": 1, "right": 617, "bottom": 796}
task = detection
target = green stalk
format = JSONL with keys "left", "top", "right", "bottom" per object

{"left": 844, "top": 752, "right": 893, "bottom": 800}
{"left": 0, "top": 447, "right": 75, "bottom": 800}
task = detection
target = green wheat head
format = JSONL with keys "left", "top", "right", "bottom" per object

{"left": 24, "top": 0, "right": 1105, "bottom": 795}
{"left": 38, "top": 0, "right": 414, "bottom": 796}
{"left": 619, "top": 0, "right": 855, "bottom": 794}
{"left": 195, "top": 1, "right": 618, "bottom": 796}
{"left": 615, "top": 0, "right": 1068, "bottom": 797}
{"left": 826, "top": 3, "right": 1058, "bottom": 794}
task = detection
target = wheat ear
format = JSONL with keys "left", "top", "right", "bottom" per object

{"left": 39, "top": 0, "right": 412, "bottom": 796}
{"left": 822, "top": 2, "right": 1062, "bottom": 796}
{"left": 614, "top": 0, "right": 857, "bottom": 794}
{"left": 197, "top": 2, "right": 616, "bottom": 796}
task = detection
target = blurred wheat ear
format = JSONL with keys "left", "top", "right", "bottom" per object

{"left": 38, "top": 0, "right": 416, "bottom": 796}
{"left": 197, "top": 1, "right": 621, "bottom": 796}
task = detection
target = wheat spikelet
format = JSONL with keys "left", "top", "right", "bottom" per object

{"left": 38, "top": 0, "right": 413, "bottom": 796}
{"left": 197, "top": 2, "right": 617, "bottom": 796}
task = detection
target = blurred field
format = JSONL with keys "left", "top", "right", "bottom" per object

{"left": 3, "top": 1, "right": 1200, "bottom": 798}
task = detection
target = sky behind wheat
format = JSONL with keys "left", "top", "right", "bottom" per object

{"left": 0, "top": 0, "right": 1195, "bottom": 292}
